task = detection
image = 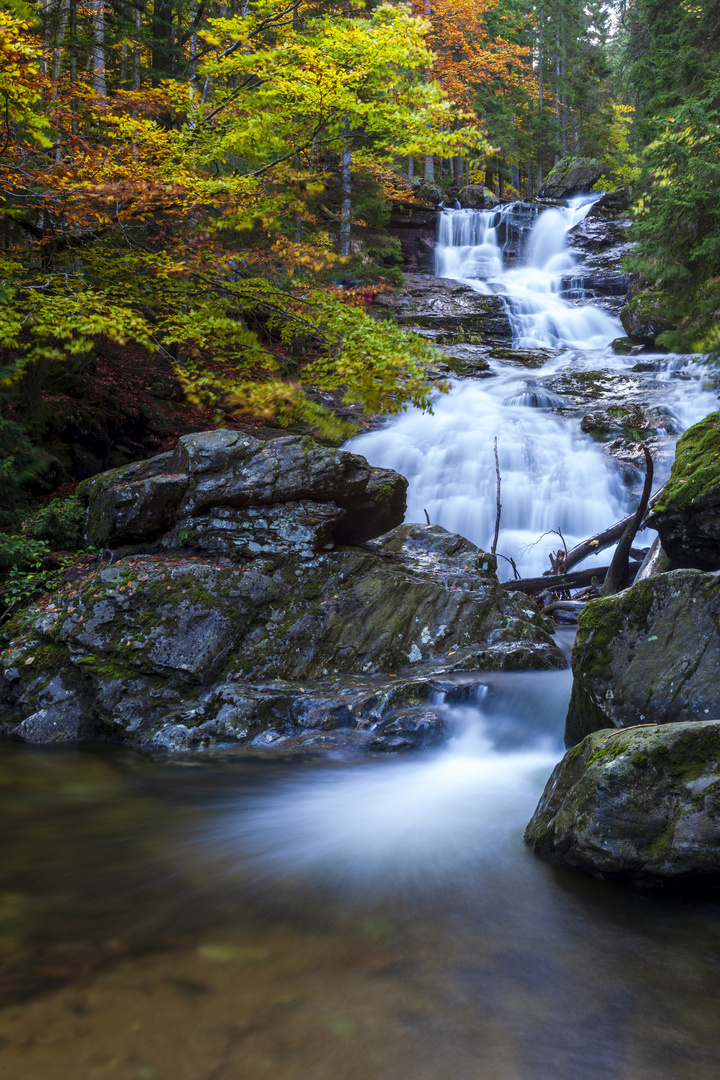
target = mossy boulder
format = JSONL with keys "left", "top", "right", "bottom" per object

{"left": 538, "top": 156, "right": 604, "bottom": 199}
{"left": 0, "top": 523, "right": 564, "bottom": 753}
{"left": 620, "top": 288, "right": 676, "bottom": 346}
{"left": 565, "top": 569, "right": 720, "bottom": 747}
{"left": 457, "top": 184, "right": 499, "bottom": 209}
{"left": 645, "top": 412, "right": 720, "bottom": 570}
{"left": 526, "top": 720, "right": 720, "bottom": 882}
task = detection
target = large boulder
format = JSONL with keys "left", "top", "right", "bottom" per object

{"left": 620, "top": 287, "right": 675, "bottom": 346}
{"left": 526, "top": 720, "right": 720, "bottom": 882}
{"left": 77, "top": 430, "right": 408, "bottom": 552}
{"left": 538, "top": 157, "right": 604, "bottom": 199}
{"left": 565, "top": 569, "right": 720, "bottom": 747}
{"left": 457, "top": 184, "right": 499, "bottom": 209}
{"left": 0, "top": 522, "right": 564, "bottom": 753}
{"left": 645, "top": 412, "right": 720, "bottom": 570}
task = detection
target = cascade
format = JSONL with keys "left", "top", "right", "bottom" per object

{"left": 348, "top": 198, "right": 716, "bottom": 579}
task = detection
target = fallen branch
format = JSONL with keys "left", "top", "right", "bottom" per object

{"left": 502, "top": 561, "right": 641, "bottom": 595}
{"left": 563, "top": 479, "right": 666, "bottom": 572}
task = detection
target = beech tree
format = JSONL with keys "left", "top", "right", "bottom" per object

{"left": 0, "top": 3, "right": 486, "bottom": 438}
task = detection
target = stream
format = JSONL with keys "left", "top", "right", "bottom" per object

{"left": 3, "top": 199, "right": 720, "bottom": 1079}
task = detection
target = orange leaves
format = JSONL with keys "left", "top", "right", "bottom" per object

{"left": 412, "top": 0, "right": 534, "bottom": 119}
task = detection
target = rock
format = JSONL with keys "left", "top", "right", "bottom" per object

{"left": 588, "top": 187, "right": 631, "bottom": 213}
{"left": 645, "top": 412, "right": 720, "bottom": 570}
{"left": 78, "top": 430, "right": 408, "bottom": 553}
{"left": 374, "top": 274, "right": 512, "bottom": 342}
{"left": 525, "top": 720, "right": 720, "bottom": 882}
{"left": 566, "top": 215, "right": 633, "bottom": 313}
{"left": 488, "top": 347, "right": 556, "bottom": 368}
{"left": 611, "top": 336, "right": 643, "bottom": 356}
{"left": 367, "top": 707, "right": 448, "bottom": 751}
{"left": 620, "top": 287, "right": 676, "bottom": 346}
{"left": 434, "top": 343, "right": 493, "bottom": 378}
{"left": 0, "top": 523, "right": 565, "bottom": 752}
{"left": 414, "top": 182, "right": 444, "bottom": 206}
{"left": 457, "top": 184, "right": 499, "bottom": 209}
{"left": 565, "top": 569, "right": 720, "bottom": 747}
{"left": 388, "top": 207, "right": 438, "bottom": 272}
{"left": 543, "top": 367, "right": 684, "bottom": 474}
{"left": 538, "top": 157, "right": 604, "bottom": 199}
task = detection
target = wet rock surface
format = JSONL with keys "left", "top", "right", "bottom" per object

{"left": 526, "top": 719, "right": 720, "bottom": 882}
{"left": 374, "top": 274, "right": 512, "bottom": 344}
{"left": 646, "top": 411, "right": 720, "bottom": 571}
{"left": 1, "top": 515, "right": 564, "bottom": 753}
{"left": 565, "top": 569, "right": 720, "bottom": 747}
{"left": 566, "top": 213, "right": 633, "bottom": 314}
{"left": 543, "top": 366, "right": 685, "bottom": 474}
{"left": 620, "top": 286, "right": 676, "bottom": 347}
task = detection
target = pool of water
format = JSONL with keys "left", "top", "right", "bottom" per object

{"left": 3, "top": 661, "right": 720, "bottom": 1080}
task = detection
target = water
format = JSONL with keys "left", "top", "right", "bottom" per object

{"left": 4, "top": 203, "right": 720, "bottom": 1077}
{"left": 350, "top": 198, "right": 717, "bottom": 577}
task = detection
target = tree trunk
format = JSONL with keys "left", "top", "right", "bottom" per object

{"left": 340, "top": 117, "right": 352, "bottom": 257}
{"left": 133, "top": 3, "right": 142, "bottom": 92}
{"left": 92, "top": 0, "right": 107, "bottom": 101}
{"left": 536, "top": 4, "right": 544, "bottom": 194}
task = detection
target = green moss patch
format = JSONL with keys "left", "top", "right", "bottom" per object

{"left": 653, "top": 411, "right": 720, "bottom": 512}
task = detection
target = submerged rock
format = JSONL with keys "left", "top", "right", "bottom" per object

{"left": 526, "top": 720, "right": 720, "bottom": 882}
{"left": 645, "top": 411, "right": 720, "bottom": 571}
{"left": 565, "top": 569, "right": 720, "bottom": 747}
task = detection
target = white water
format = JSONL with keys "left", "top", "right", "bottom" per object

{"left": 212, "top": 199, "right": 717, "bottom": 900}
{"left": 350, "top": 197, "right": 717, "bottom": 579}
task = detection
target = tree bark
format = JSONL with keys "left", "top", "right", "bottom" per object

{"left": 340, "top": 117, "right": 352, "bottom": 257}
{"left": 91, "top": 0, "right": 107, "bottom": 101}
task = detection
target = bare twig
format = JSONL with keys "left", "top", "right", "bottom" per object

{"left": 491, "top": 436, "right": 501, "bottom": 556}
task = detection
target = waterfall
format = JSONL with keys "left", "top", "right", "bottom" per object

{"left": 348, "top": 198, "right": 716, "bottom": 579}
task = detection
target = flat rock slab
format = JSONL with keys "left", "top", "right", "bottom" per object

{"left": 526, "top": 720, "right": 720, "bottom": 882}
{"left": 1, "top": 523, "right": 565, "bottom": 753}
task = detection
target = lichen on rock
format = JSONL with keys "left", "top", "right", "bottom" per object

{"left": 565, "top": 569, "right": 720, "bottom": 747}
{"left": 526, "top": 719, "right": 720, "bottom": 882}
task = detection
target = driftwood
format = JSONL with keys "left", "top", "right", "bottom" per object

{"left": 502, "top": 561, "right": 641, "bottom": 596}
{"left": 562, "top": 479, "right": 666, "bottom": 573}
{"left": 601, "top": 445, "right": 654, "bottom": 596}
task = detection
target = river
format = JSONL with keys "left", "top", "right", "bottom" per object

{"left": 3, "top": 199, "right": 720, "bottom": 1079}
